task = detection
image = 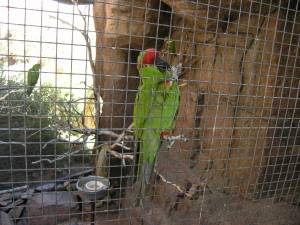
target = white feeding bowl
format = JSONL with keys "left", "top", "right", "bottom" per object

{"left": 76, "top": 176, "right": 110, "bottom": 200}
{"left": 85, "top": 180, "right": 105, "bottom": 191}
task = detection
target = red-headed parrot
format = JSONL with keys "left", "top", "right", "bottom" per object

{"left": 133, "top": 48, "right": 180, "bottom": 206}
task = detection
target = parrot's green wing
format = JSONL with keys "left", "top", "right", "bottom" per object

{"left": 139, "top": 80, "right": 179, "bottom": 164}
{"left": 133, "top": 66, "right": 165, "bottom": 138}
{"left": 26, "top": 63, "right": 41, "bottom": 96}
{"left": 134, "top": 79, "right": 180, "bottom": 206}
{"left": 159, "top": 81, "right": 180, "bottom": 131}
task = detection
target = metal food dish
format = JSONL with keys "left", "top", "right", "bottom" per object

{"left": 76, "top": 176, "right": 110, "bottom": 200}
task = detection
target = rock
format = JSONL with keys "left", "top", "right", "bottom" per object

{"left": 1, "top": 199, "right": 25, "bottom": 212}
{"left": 20, "top": 189, "right": 35, "bottom": 199}
{"left": 25, "top": 192, "right": 79, "bottom": 225}
{"left": 8, "top": 205, "right": 24, "bottom": 220}
{"left": 34, "top": 183, "right": 56, "bottom": 192}
{"left": 0, "top": 211, "right": 13, "bottom": 225}
{"left": 0, "top": 193, "right": 11, "bottom": 203}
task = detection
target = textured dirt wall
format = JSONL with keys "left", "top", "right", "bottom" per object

{"left": 93, "top": 0, "right": 171, "bottom": 141}
{"left": 93, "top": 0, "right": 299, "bottom": 206}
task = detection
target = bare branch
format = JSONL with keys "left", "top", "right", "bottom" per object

{"left": 154, "top": 168, "right": 209, "bottom": 199}
{"left": 112, "top": 142, "right": 131, "bottom": 150}
{"left": 153, "top": 168, "right": 186, "bottom": 194}
{"left": 32, "top": 149, "right": 81, "bottom": 165}
{"left": 0, "top": 141, "right": 25, "bottom": 147}
{"left": 32, "top": 123, "right": 134, "bottom": 165}
{"left": 107, "top": 149, "right": 133, "bottom": 161}
{"left": 110, "top": 123, "right": 133, "bottom": 149}
{"left": 0, "top": 89, "right": 24, "bottom": 102}
{"left": 48, "top": 13, "right": 95, "bottom": 74}
{"left": 26, "top": 126, "right": 50, "bottom": 139}
{"left": 0, "top": 185, "right": 28, "bottom": 195}
{"left": 106, "top": 149, "right": 133, "bottom": 166}
{"left": 73, "top": 1, "right": 96, "bottom": 75}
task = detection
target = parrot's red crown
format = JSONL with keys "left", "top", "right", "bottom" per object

{"left": 142, "top": 48, "right": 159, "bottom": 65}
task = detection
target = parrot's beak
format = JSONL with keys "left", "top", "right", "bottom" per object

{"left": 155, "top": 56, "right": 170, "bottom": 71}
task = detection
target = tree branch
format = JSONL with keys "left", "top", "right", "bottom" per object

{"left": 0, "top": 89, "right": 24, "bottom": 102}
{"left": 0, "top": 185, "right": 28, "bottom": 195}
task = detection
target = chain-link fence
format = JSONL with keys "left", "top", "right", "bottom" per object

{"left": 0, "top": 0, "right": 299, "bottom": 225}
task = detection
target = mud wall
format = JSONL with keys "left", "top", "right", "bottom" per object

{"left": 93, "top": 0, "right": 299, "bottom": 200}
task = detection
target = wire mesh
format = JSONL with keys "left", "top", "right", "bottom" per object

{"left": 0, "top": 0, "right": 299, "bottom": 225}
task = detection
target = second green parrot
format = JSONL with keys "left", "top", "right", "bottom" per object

{"left": 133, "top": 48, "right": 180, "bottom": 206}
{"left": 26, "top": 63, "right": 41, "bottom": 96}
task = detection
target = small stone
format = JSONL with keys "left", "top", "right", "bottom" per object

{"left": 35, "top": 183, "right": 56, "bottom": 192}
{"left": 8, "top": 205, "right": 24, "bottom": 220}
{"left": 25, "top": 192, "right": 79, "bottom": 225}
{"left": 0, "top": 211, "right": 13, "bottom": 225}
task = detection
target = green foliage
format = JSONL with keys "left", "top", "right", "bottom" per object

{"left": 0, "top": 61, "right": 83, "bottom": 172}
{"left": 0, "top": 61, "right": 92, "bottom": 190}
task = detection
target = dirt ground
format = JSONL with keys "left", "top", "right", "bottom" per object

{"left": 62, "top": 191, "right": 300, "bottom": 225}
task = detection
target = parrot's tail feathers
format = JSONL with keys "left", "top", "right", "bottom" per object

{"left": 142, "top": 162, "right": 153, "bottom": 185}
{"left": 134, "top": 163, "right": 153, "bottom": 207}
{"left": 133, "top": 179, "right": 145, "bottom": 207}
{"left": 26, "top": 88, "right": 32, "bottom": 96}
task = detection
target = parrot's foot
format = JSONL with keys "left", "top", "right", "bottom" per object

{"left": 134, "top": 197, "right": 143, "bottom": 208}
{"left": 170, "top": 63, "right": 182, "bottom": 81}
{"left": 164, "top": 135, "right": 188, "bottom": 149}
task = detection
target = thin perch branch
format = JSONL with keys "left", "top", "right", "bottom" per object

{"left": 32, "top": 149, "right": 82, "bottom": 165}
{"left": 31, "top": 124, "right": 134, "bottom": 165}
{"left": 0, "top": 185, "right": 28, "bottom": 195}
{"left": 48, "top": 14, "right": 95, "bottom": 75}
{"left": 153, "top": 168, "right": 185, "bottom": 194}
{"left": 110, "top": 123, "right": 133, "bottom": 149}
{"left": 0, "top": 89, "right": 24, "bottom": 102}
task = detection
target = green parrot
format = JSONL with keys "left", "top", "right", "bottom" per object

{"left": 166, "top": 39, "right": 176, "bottom": 54}
{"left": 26, "top": 63, "right": 41, "bottom": 96}
{"left": 133, "top": 48, "right": 180, "bottom": 206}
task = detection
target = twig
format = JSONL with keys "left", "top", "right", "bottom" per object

{"left": 69, "top": 1, "right": 101, "bottom": 150}
{"left": 110, "top": 123, "right": 133, "bottom": 149}
{"left": 42, "top": 135, "right": 84, "bottom": 149}
{"left": 72, "top": 97, "right": 95, "bottom": 102}
{"left": 31, "top": 149, "right": 82, "bottom": 165}
{"left": 60, "top": 168, "right": 93, "bottom": 180}
{"left": 107, "top": 149, "right": 133, "bottom": 166}
{"left": 0, "top": 105, "right": 24, "bottom": 109}
{"left": 154, "top": 168, "right": 210, "bottom": 199}
{"left": 0, "top": 89, "right": 24, "bottom": 102}
{"left": 153, "top": 168, "right": 186, "bottom": 194}
{"left": 0, "top": 185, "right": 28, "bottom": 195}
{"left": 70, "top": 127, "right": 119, "bottom": 137}
{"left": 0, "top": 141, "right": 25, "bottom": 147}
{"left": 31, "top": 124, "right": 134, "bottom": 165}
{"left": 73, "top": 1, "right": 95, "bottom": 74}
{"left": 0, "top": 86, "right": 21, "bottom": 91}
{"left": 112, "top": 142, "right": 131, "bottom": 150}
{"left": 26, "top": 126, "right": 50, "bottom": 140}
{"left": 48, "top": 14, "right": 95, "bottom": 74}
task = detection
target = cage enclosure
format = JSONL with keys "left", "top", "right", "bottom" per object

{"left": 0, "top": 0, "right": 299, "bottom": 225}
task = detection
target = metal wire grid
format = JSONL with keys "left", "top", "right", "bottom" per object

{"left": 0, "top": 0, "right": 299, "bottom": 224}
